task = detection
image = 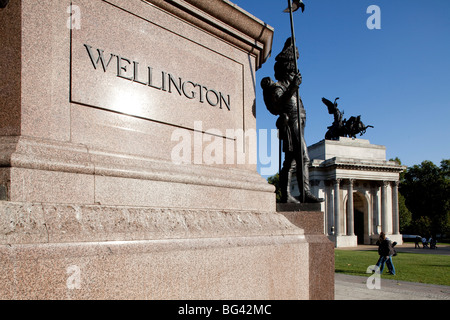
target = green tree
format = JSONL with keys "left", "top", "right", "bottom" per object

{"left": 267, "top": 173, "right": 281, "bottom": 203}
{"left": 390, "top": 157, "right": 402, "bottom": 166}
{"left": 398, "top": 193, "right": 412, "bottom": 233}
{"left": 440, "top": 160, "right": 450, "bottom": 236}
{"left": 400, "top": 160, "right": 450, "bottom": 237}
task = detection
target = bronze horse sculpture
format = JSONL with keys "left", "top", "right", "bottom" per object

{"left": 322, "top": 97, "right": 374, "bottom": 140}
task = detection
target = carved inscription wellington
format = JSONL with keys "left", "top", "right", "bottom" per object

{"left": 84, "top": 44, "right": 231, "bottom": 111}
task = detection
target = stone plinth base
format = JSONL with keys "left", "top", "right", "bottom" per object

{"left": 387, "top": 234, "right": 403, "bottom": 246}
{"left": 328, "top": 235, "right": 358, "bottom": 248}
{"left": 278, "top": 208, "right": 334, "bottom": 300}
{"left": 277, "top": 203, "right": 322, "bottom": 212}
{"left": 369, "top": 234, "right": 403, "bottom": 246}
{"left": 0, "top": 202, "right": 310, "bottom": 300}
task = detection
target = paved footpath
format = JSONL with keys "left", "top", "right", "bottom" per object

{"left": 335, "top": 273, "right": 450, "bottom": 300}
{"left": 334, "top": 243, "right": 450, "bottom": 300}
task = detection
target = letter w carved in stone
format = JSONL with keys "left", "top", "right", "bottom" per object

{"left": 84, "top": 44, "right": 115, "bottom": 72}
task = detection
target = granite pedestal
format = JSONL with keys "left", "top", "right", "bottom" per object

{"left": 277, "top": 204, "right": 335, "bottom": 300}
{"left": 0, "top": 0, "right": 331, "bottom": 300}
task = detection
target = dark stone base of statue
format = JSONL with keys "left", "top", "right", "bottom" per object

{"left": 277, "top": 202, "right": 321, "bottom": 213}
{"left": 280, "top": 192, "right": 324, "bottom": 204}
{"left": 277, "top": 207, "right": 335, "bottom": 300}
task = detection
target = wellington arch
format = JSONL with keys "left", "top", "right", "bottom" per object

{"left": 293, "top": 137, "right": 405, "bottom": 247}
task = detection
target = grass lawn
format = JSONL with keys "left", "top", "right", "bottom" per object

{"left": 335, "top": 249, "right": 450, "bottom": 286}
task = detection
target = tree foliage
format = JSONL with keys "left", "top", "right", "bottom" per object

{"left": 398, "top": 193, "right": 412, "bottom": 233}
{"left": 267, "top": 173, "right": 282, "bottom": 202}
{"left": 400, "top": 159, "right": 450, "bottom": 238}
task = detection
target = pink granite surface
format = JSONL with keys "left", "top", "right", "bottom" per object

{"left": 0, "top": 202, "right": 309, "bottom": 300}
{"left": 281, "top": 211, "right": 335, "bottom": 300}
{"left": 0, "top": 236, "right": 309, "bottom": 300}
{"left": 71, "top": 0, "right": 244, "bottom": 133}
{"left": 0, "top": 0, "right": 21, "bottom": 136}
{"left": 0, "top": 0, "right": 333, "bottom": 300}
{"left": 0, "top": 0, "right": 274, "bottom": 210}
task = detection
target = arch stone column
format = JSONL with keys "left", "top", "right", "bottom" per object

{"left": 324, "top": 180, "right": 333, "bottom": 235}
{"left": 381, "top": 181, "right": 389, "bottom": 233}
{"left": 392, "top": 181, "right": 400, "bottom": 235}
{"left": 347, "top": 179, "right": 355, "bottom": 236}
{"left": 371, "top": 182, "right": 380, "bottom": 235}
{"left": 333, "top": 179, "right": 341, "bottom": 236}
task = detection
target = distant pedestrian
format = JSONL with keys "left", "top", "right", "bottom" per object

{"left": 374, "top": 232, "right": 396, "bottom": 275}
{"left": 422, "top": 237, "right": 429, "bottom": 248}
{"left": 429, "top": 236, "right": 437, "bottom": 249}
{"left": 414, "top": 236, "right": 421, "bottom": 248}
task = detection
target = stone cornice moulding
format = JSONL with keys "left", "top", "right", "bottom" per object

{"left": 310, "top": 157, "right": 406, "bottom": 173}
{"left": 0, "top": 136, "right": 274, "bottom": 193}
{"left": 141, "top": 0, "right": 274, "bottom": 69}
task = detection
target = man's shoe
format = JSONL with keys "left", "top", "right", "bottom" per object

{"left": 280, "top": 195, "right": 301, "bottom": 204}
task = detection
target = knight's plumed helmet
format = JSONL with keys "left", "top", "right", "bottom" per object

{"left": 274, "top": 37, "right": 299, "bottom": 81}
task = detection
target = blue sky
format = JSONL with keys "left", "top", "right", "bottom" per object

{"left": 232, "top": 0, "right": 450, "bottom": 177}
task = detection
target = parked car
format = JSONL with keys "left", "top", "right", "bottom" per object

{"left": 402, "top": 234, "right": 421, "bottom": 242}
